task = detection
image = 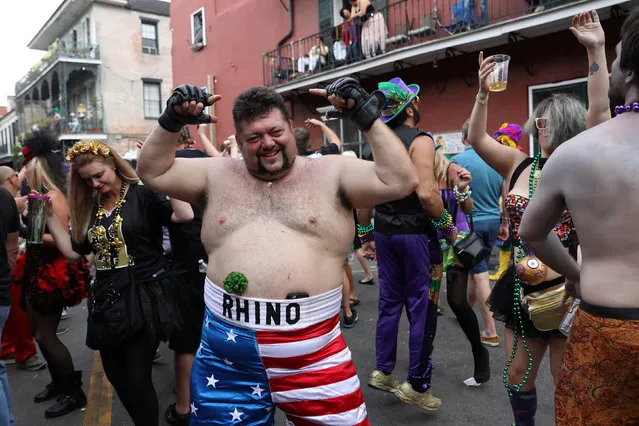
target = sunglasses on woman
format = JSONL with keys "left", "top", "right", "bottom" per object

{"left": 535, "top": 118, "right": 548, "bottom": 130}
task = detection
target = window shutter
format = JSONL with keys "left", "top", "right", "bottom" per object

{"left": 371, "top": 0, "right": 387, "bottom": 10}
{"left": 318, "top": 0, "right": 333, "bottom": 34}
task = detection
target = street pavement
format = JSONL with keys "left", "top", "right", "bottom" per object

{"left": 6, "top": 258, "right": 556, "bottom": 425}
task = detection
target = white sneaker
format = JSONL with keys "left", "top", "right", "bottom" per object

{"left": 61, "top": 309, "right": 68, "bottom": 320}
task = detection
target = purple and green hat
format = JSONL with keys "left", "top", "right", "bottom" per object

{"left": 378, "top": 77, "right": 420, "bottom": 123}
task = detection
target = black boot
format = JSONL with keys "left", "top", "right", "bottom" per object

{"left": 165, "top": 403, "right": 190, "bottom": 426}
{"left": 44, "top": 371, "right": 87, "bottom": 418}
{"left": 34, "top": 380, "right": 61, "bottom": 403}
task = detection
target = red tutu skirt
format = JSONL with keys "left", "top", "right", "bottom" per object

{"left": 12, "top": 247, "right": 89, "bottom": 313}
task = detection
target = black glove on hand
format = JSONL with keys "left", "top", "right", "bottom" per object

{"left": 158, "top": 85, "right": 212, "bottom": 133}
{"left": 324, "top": 77, "right": 385, "bottom": 132}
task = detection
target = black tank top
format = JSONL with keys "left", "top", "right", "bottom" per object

{"left": 374, "top": 125, "right": 435, "bottom": 235}
{"left": 361, "top": 4, "right": 376, "bottom": 22}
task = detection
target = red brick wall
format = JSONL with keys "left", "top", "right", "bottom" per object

{"left": 170, "top": 0, "right": 319, "bottom": 147}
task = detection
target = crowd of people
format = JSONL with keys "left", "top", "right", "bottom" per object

{"left": 0, "top": 6, "right": 637, "bottom": 426}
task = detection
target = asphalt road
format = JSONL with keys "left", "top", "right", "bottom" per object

{"left": 6, "top": 258, "right": 556, "bottom": 425}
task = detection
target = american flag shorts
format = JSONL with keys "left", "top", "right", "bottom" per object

{"left": 189, "top": 281, "right": 370, "bottom": 425}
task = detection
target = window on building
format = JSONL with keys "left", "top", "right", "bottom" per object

{"left": 528, "top": 77, "right": 587, "bottom": 155}
{"left": 318, "top": 107, "right": 366, "bottom": 157}
{"left": 141, "top": 20, "right": 158, "bottom": 54}
{"left": 191, "top": 8, "right": 206, "bottom": 46}
{"left": 142, "top": 80, "right": 162, "bottom": 119}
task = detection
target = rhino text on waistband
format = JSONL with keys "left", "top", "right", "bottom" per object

{"left": 222, "top": 294, "right": 301, "bottom": 326}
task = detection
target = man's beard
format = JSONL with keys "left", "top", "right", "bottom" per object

{"left": 412, "top": 108, "right": 421, "bottom": 125}
{"left": 249, "top": 149, "right": 295, "bottom": 177}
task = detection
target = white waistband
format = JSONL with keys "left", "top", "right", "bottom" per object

{"left": 204, "top": 278, "right": 342, "bottom": 331}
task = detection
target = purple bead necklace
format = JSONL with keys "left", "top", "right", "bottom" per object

{"left": 615, "top": 101, "right": 639, "bottom": 115}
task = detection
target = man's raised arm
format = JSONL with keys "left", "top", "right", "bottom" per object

{"left": 137, "top": 85, "right": 221, "bottom": 205}
{"left": 309, "top": 78, "right": 418, "bottom": 208}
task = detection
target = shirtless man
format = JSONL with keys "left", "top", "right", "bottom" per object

{"left": 519, "top": 8, "right": 639, "bottom": 425}
{"left": 137, "top": 78, "right": 418, "bottom": 425}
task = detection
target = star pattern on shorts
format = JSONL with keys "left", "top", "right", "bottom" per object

{"left": 206, "top": 373, "right": 219, "bottom": 388}
{"left": 223, "top": 358, "right": 234, "bottom": 367}
{"left": 251, "top": 384, "right": 264, "bottom": 397}
{"left": 204, "top": 315, "right": 210, "bottom": 329}
{"left": 230, "top": 407, "right": 243, "bottom": 422}
{"left": 226, "top": 329, "right": 238, "bottom": 343}
{"left": 197, "top": 343, "right": 203, "bottom": 356}
{"left": 190, "top": 402, "right": 199, "bottom": 416}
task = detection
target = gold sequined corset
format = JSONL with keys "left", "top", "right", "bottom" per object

{"left": 88, "top": 215, "right": 129, "bottom": 270}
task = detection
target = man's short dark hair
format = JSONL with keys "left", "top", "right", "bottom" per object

{"left": 294, "top": 127, "right": 311, "bottom": 153}
{"left": 621, "top": 7, "right": 639, "bottom": 89}
{"left": 340, "top": 8, "right": 349, "bottom": 19}
{"left": 232, "top": 87, "right": 290, "bottom": 135}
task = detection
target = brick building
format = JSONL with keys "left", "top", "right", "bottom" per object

{"left": 171, "top": 0, "right": 635, "bottom": 154}
{"left": 14, "top": 0, "right": 173, "bottom": 155}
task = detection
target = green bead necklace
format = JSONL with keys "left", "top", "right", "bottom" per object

{"left": 502, "top": 153, "right": 541, "bottom": 396}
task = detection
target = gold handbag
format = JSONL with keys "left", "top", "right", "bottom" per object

{"left": 520, "top": 284, "right": 572, "bottom": 331}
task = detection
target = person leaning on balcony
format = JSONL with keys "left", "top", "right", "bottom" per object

{"left": 308, "top": 35, "right": 330, "bottom": 72}
{"left": 350, "top": 0, "right": 387, "bottom": 59}
{"left": 340, "top": 7, "right": 361, "bottom": 62}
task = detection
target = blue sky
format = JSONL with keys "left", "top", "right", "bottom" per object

{"left": 0, "top": 0, "right": 61, "bottom": 107}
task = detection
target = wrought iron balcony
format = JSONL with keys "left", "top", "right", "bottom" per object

{"left": 16, "top": 43, "right": 100, "bottom": 96}
{"left": 263, "top": 0, "right": 579, "bottom": 87}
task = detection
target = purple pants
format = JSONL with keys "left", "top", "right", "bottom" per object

{"left": 374, "top": 232, "right": 442, "bottom": 392}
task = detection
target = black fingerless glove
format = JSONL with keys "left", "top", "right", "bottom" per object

{"left": 158, "top": 84, "right": 212, "bottom": 133}
{"left": 324, "top": 77, "right": 385, "bottom": 132}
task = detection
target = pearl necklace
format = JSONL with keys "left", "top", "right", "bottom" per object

{"left": 614, "top": 101, "right": 639, "bottom": 115}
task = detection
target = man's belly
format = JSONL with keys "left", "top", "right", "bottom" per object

{"left": 205, "top": 234, "right": 347, "bottom": 299}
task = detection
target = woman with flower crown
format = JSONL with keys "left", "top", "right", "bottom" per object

{"left": 46, "top": 139, "right": 193, "bottom": 425}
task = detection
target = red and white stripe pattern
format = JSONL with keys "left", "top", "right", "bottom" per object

{"left": 256, "top": 315, "right": 370, "bottom": 426}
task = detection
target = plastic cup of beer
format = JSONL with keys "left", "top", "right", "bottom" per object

{"left": 487, "top": 54, "right": 511, "bottom": 92}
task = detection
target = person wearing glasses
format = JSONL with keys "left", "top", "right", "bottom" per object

{"left": 468, "top": 52, "right": 586, "bottom": 426}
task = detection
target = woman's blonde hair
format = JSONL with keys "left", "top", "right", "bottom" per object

{"left": 67, "top": 140, "right": 139, "bottom": 243}
{"left": 433, "top": 148, "right": 450, "bottom": 188}
{"left": 26, "top": 157, "right": 65, "bottom": 195}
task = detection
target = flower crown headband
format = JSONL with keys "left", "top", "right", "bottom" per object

{"left": 66, "top": 141, "right": 111, "bottom": 162}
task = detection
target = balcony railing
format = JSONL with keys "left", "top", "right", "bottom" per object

{"left": 20, "top": 100, "right": 104, "bottom": 137}
{"left": 263, "top": 0, "right": 576, "bottom": 87}
{"left": 16, "top": 44, "right": 101, "bottom": 95}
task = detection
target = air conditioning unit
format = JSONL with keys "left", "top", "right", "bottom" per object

{"left": 143, "top": 46, "right": 158, "bottom": 54}
{"left": 190, "top": 42, "right": 204, "bottom": 52}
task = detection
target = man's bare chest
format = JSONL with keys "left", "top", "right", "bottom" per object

{"left": 203, "top": 181, "right": 349, "bottom": 239}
